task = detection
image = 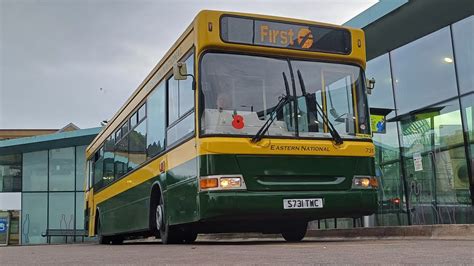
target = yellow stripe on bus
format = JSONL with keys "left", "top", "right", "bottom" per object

{"left": 198, "top": 137, "right": 375, "bottom": 157}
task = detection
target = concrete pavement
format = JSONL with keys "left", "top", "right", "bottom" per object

{"left": 1, "top": 239, "right": 473, "bottom": 264}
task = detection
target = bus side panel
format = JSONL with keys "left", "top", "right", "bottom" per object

{"left": 97, "top": 178, "right": 157, "bottom": 235}
{"left": 165, "top": 158, "right": 200, "bottom": 225}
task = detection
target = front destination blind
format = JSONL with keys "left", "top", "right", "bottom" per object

{"left": 220, "top": 16, "right": 352, "bottom": 54}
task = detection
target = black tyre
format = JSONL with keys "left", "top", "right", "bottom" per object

{"left": 111, "top": 236, "right": 124, "bottom": 245}
{"left": 281, "top": 222, "right": 308, "bottom": 242}
{"left": 183, "top": 231, "right": 198, "bottom": 244}
{"left": 156, "top": 196, "right": 182, "bottom": 244}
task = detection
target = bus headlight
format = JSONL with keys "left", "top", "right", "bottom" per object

{"left": 352, "top": 176, "right": 378, "bottom": 189}
{"left": 200, "top": 175, "right": 246, "bottom": 191}
{"left": 220, "top": 177, "right": 242, "bottom": 188}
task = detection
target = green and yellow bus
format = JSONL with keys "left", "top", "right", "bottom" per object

{"left": 84, "top": 10, "right": 378, "bottom": 244}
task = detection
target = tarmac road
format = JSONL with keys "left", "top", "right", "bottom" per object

{"left": 1, "top": 239, "right": 473, "bottom": 265}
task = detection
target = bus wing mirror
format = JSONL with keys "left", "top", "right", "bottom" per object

{"left": 173, "top": 62, "right": 188, "bottom": 80}
{"left": 366, "top": 78, "right": 375, "bottom": 95}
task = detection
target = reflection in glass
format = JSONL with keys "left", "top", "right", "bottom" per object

{"left": 391, "top": 27, "right": 458, "bottom": 115}
{"left": 366, "top": 53, "right": 395, "bottom": 109}
{"left": 93, "top": 148, "right": 104, "bottom": 188}
{"left": 147, "top": 82, "right": 166, "bottom": 158}
{"left": 22, "top": 193, "right": 47, "bottom": 245}
{"left": 49, "top": 147, "right": 75, "bottom": 191}
{"left": 22, "top": 151, "right": 48, "bottom": 191}
{"left": 75, "top": 192, "right": 85, "bottom": 230}
{"left": 179, "top": 55, "right": 194, "bottom": 116}
{"left": 75, "top": 145, "right": 87, "bottom": 191}
{"left": 373, "top": 112, "right": 403, "bottom": 226}
{"left": 138, "top": 104, "right": 146, "bottom": 122}
{"left": 130, "top": 112, "right": 138, "bottom": 128}
{"left": 114, "top": 136, "right": 129, "bottom": 180}
{"left": 167, "top": 112, "right": 194, "bottom": 146}
{"left": 168, "top": 77, "right": 179, "bottom": 124}
{"left": 452, "top": 16, "right": 473, "bottom": 94}
{"left": 368, "top": 51, "right": 403, "bottom": 223}
{"left": 128, "top": 120, "right": 147, "bottom": 170}
{"left": 293, "top": 60, "right": 369, "bottom": 136}
{"left": 396, "top": 99, "right": 470, "bottom": 224}
{"left": 374, "top": 161, "right": 407, "bottom": 226}
{"left": 0, "top": 154, "right": 21, "bottom": 192}
{"left": 374, "top": 116, "right": 400, "bottom": 162}
{"left": 461, "top": 94, "right": 473, "bottom": 187}
{"left": 103, "top": 137, "right": 115, "bottom": 186}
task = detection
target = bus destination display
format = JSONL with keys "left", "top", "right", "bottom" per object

{"left": 220, "top": 16, "right": 352, "bottom": 54}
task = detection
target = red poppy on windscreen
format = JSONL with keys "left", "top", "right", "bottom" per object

{"left": 232, "top": 114, "right": 245, "bottom": 129}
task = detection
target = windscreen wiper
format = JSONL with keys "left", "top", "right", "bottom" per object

{"left": 251, "top": 73, "right": 291, "bottom": 143}
{"left": 296, "top": 69, "right": 343, "bottom": 145}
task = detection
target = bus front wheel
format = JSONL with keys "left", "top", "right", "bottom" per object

{"left": 281, "top": 221, "right": 308, "bottom": 242}
{"left": 156, "top": 197, "right": 182, "bottom": 244}
{"left": 97, "top": 217, "right": 111, "bottom": 244}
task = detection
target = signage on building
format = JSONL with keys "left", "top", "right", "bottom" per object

{"left": 369, "top": 108, "right": 393, "bottom": 134}
{"left": 0, "top": 218, "right": 7, "bottom": 233}
{"left": 370, "top": 114, "right": 386, "bottom": 134}
{"left": 413, "top": 152, "right": 423, "bottom": 172}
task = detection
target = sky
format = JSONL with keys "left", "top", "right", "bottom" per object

{"left": 0, "top": 0, "right": 377, "bottom": 129}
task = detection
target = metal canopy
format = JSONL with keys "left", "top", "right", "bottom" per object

{"left": 346, "top": 0, "right": 474, "bottom": 60}
{"left": 0, "top": 127, "right": 101, "bottom": 155}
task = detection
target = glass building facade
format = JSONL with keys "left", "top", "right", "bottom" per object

{"left": 0, "top": 128, "right": 100, "bottom": 245}
{"left": 367, "top": 15, "right": 473, "bottom": 226}
{"left": 21, "top": 146, "right": 87, "bottom": 244}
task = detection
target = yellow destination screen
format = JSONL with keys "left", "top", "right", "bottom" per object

{"left": 220, "top": 15, "right": 352, "bottom": 54}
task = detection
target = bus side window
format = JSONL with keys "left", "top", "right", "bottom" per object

{"left": 178, "top": 54, "right": 194, "bottom": 115}
{"left": 103, "top": 136, "right": 115, "bottom": 185}
{"left": 167, "top": 52, "right": 195, "bottom": 146}
{"left": 114, "top": 133, "right": 129, "bottom": 180}
{"left": 93, "top": 147, "right": 104, "bottom": 190}
{"left": 129, "top": 104, "right": 147, "bottom": 170}
{"left": 147, "top": 82, "right": 166, "bottom": 158}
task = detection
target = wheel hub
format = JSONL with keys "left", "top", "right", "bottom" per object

{"left": 155, "top": 204, "right": 163, "bottom": 230}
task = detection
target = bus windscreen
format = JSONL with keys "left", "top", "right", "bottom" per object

{"left": 220, "top": 16, "right": 352, "bottom": 54}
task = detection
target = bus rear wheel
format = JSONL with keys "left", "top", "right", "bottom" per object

{"left": 182, "top": 230, "right": 198, "bottom": 244}
{"left": 110, "top": 236, "right": 124, "bottom": 245}
{"left": 281, "top": 221, "right": 308, "bottom": 242}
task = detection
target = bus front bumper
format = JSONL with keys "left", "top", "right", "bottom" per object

{"left": 198, "top": 190, "right": 378, "bottom": 222}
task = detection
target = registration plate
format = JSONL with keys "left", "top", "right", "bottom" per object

{"left": 283, "top": 198, "right": 323, "bottom": 209}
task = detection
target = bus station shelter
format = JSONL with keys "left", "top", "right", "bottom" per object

{"left": 0, "top": 127, "right": 100, "bottom": 245}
